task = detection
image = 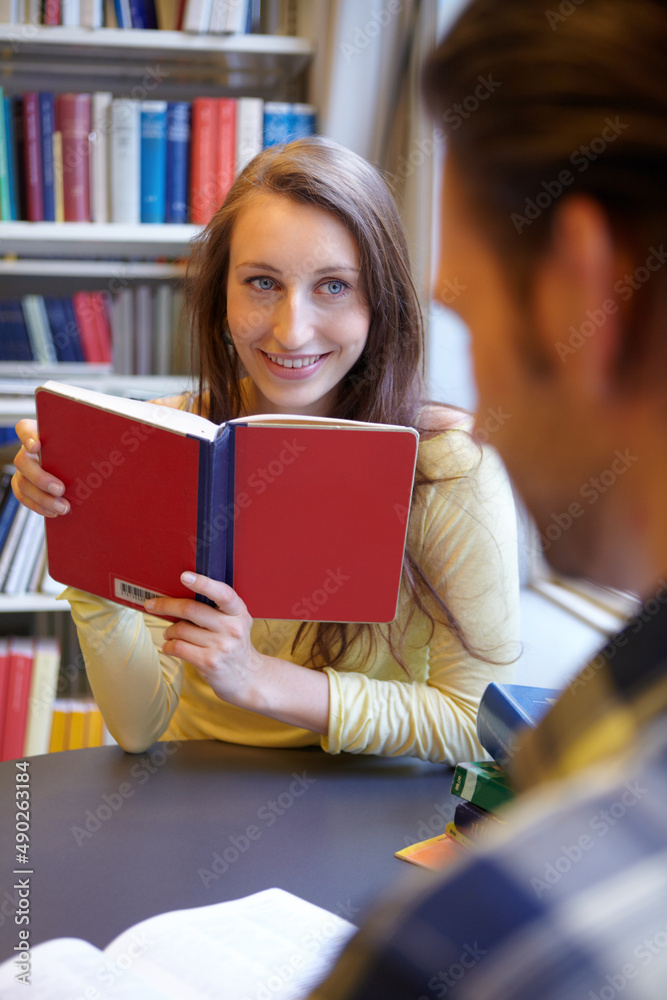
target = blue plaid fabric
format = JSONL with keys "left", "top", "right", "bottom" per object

{"left": 311, "top": 599, "right": 667, "bottom": 1000}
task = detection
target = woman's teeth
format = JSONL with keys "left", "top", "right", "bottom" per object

{"left": 266, "top": 354, "right": 323, "bottom": 369}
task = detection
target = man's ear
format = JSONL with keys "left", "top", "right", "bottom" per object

{"left": 532, "top": 195, "right": 624, "bottom": 399}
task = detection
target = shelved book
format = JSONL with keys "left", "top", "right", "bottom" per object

{"left": 0, "top": 636, "right": 62, "bottom": 760}
{"left": 0, "top": 89, "right": 316, "bottom": 225}
{"left": 476, "top": 681, "right": 561, "bottom": 768}
{"left": 0, "top": 887, "right": 356, "bottom": 998}
{"left": 36, "top": 381, "right": 419, "bottom": 622}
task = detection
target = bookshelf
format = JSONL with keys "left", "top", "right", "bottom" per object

{"left": 0, "top": 16, "right": 315, "bottom": 745}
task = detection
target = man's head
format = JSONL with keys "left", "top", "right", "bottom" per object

{"left": 423, "top": 0, "right": 667, "bottom": 597}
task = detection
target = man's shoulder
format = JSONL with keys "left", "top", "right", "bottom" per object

{"left": 315, "top": 718, "right": 667, "bottom": 1000}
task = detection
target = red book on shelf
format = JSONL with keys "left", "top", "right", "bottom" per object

{"left": 44, "top": 0, "right": 61, "bottom": 24}
{"left": 23, "top": 92, "right": 44, "bottom": 223}
{"left": 1, "top": 638, "right": 34, "bottom": 762}
{"left": 190, "top": 97, "right": 219, "bottom": 226}
{"left": 36, "top": 381, "right": 419, "bottom": 623}
{"left": 71, "top": 292, "right": 107, "bottom": 363}
{"left": 55, "top": 93, "right": 92, "bottom": 222}
{"left": 88, "top": 291, "right": 113, "bottom": 364}
{"left": 216, "top": 98, "right": 236, "bottom": 208}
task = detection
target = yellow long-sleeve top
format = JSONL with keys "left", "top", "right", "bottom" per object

{"left": 61, "top": 426, "right": 521, "bottom": 764}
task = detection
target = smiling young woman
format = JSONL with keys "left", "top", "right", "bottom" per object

{"left": 12, "top": 137, "right": 521, "bottom": 764}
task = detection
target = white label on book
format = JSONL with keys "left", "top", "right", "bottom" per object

{"left": 114, "top": 579, "right": 165, "bottom": 606}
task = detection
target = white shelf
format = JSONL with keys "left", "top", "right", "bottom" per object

{"left": 0, "top": 594, "right": 68, "bottom": 612}
{"left": 0, "top": 374, "right": 194, "bottom": 422}
{"left": 0, "top": 222, "right": 200, "bottom": 258}
{"left": 0, "top": 259, "right": 187, "bottom": 278}
{"left": 0, "top": 27, "right": 313, "bottom": 97}
{"left": 0, "top": 26, "right": 313, "bottom": 57}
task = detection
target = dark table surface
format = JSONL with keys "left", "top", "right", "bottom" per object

{"left": 0, "top": 739, "right": 456, "bottom": 960}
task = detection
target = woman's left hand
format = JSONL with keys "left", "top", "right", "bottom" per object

{"left": 145, "top": 571, "right": 265, "bottom": 707}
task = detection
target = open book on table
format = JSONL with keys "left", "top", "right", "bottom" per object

{"left": 36, "top": 381, "right": 419, "bottom": 623}
{"left": 0, "top": 887, "right": 357, "bottom": 998}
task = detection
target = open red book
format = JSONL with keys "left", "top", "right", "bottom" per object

{"left": 36, "top": 381, "right": 419, "bottom": 623}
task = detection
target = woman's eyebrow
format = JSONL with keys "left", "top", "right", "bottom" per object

{"left": 235, "top": 262, "right": 360, "bottom": 275}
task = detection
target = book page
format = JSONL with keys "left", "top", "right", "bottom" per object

{"left": 232, "top": 413, "right": 420, "bottom": 434}
{"left": 104, "top": 888, "right": 357, "bottom": 1000}
{"left": 0, "top": 938, "right": 173, "bottom": 999}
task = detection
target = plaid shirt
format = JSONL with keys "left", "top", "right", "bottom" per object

{"left": 310, "top": 594, "right": 667, "bottom": 1000}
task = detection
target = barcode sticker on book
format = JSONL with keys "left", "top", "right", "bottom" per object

{"left": 114, "top": 579, "right": 164, "bottom": 606}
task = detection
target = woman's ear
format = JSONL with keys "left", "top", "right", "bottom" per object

{"left": 532, "top": 195, "right": 624, "bottom": 400}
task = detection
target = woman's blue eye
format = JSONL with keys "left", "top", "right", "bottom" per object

{"left": 322, "top": 280, "right": 347, "bottom": 295}
{"left": 250, "top": 277, "right": 275, "bottom": 290}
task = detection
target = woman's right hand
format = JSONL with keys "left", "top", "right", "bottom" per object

{"left": 12, "top": 420, "right": 70, "bottom": 518}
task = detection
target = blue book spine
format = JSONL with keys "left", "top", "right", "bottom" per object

{"left": 60, "top": 297, "right": 86, "bottom": 362}
{"left": 43, "top": 296, "right": 76, "bottom": 362}
{"left": 4, "top": 98, "right": 18, "bottom": 221}
{"left": 289, "top": 103, "right": 317, "bottom": 140}
{"left": 0, "top": 88, "right": 11, "bottom": 222}
{"left": 0, "top": 491, "right": 20, "bottom": 556}
{"left": 476, "top": 682, "right": 561, "bottom": 768}
{"left": 39, "top": 93, "right": 56, "bottom": 222}
{"left": 165, "top": 102, "right": 191, "bottom": 224}
{"left": 140, "top": 101, "right": 167, "bottom": 224}
{"left": 263, "top": 102, "right": 294, "bottom": 148}
{"left": 195, "top": 427, "right": 232, "bottom": 603}
{"left": 0, "top": 299, "right": 33, "bottom": 362}
{"left": 128, "top": 0, "right": 158, "bottom": 28}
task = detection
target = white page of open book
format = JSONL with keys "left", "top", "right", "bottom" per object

{"left": 0, "top": 888, "right": 357, "bottom": 1000}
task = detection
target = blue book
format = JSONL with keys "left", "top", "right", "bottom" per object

{"left": 0, "top": 299, "right": 33, "bottom": 362}
{"left": 165, "top": 102, "right": 191, "bottom": 224}
{"left": 128, "top": 0, "right": 158, "bottom": 28}
{"left": 60, "top": 297, "right": 86, "bottom": 363}
{"left": 4, "top": 98, "right": 18, "bottom": 221}
{"left": 0, "top": 489, "right": 20, "bottom": 558}
{"left": 476, "top": 682, "right": 561, "bottom": 768}
{"left": 140, "top": 101, "right": 167, "bottom": 224}
{"left": 43, "top": 296, "right": 83, "bottom": 363}
{"left": 263, "top": 102, "right": 294, "bottom": 147}
{"left": 39, "top": 93, "right": 56, "bottom": 222}
{"left": 289, "top": 103, "right": 317, "bottom": 140}
{"left": 0, "top": 88, "right": 10, "bottom": 222}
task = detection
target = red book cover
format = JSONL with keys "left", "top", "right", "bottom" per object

{"left": 23, "top": 93, "right": 43, "bottom": 223}
{"left": 1, "top": 638, "right": 34, "bottom": 762}
{"left": 36, "top": 382, "right": 419, "bottom": 622}
{"left": 216, "top": 98, "right": 236, "bottom": 208}
{"left": 44, "top": 0, "right": 61, "bottom": 24}
{"left": 88, "top": 291, "right": 113, "bottom": 363}
{"left": 190, "top": 97, "right": 219, "bottom": 226}
{"left": 72, "top": 292, "right": 106, "bottom": 363}
{"left": 55, "top": 93, "right": 91, "bottom": 222}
